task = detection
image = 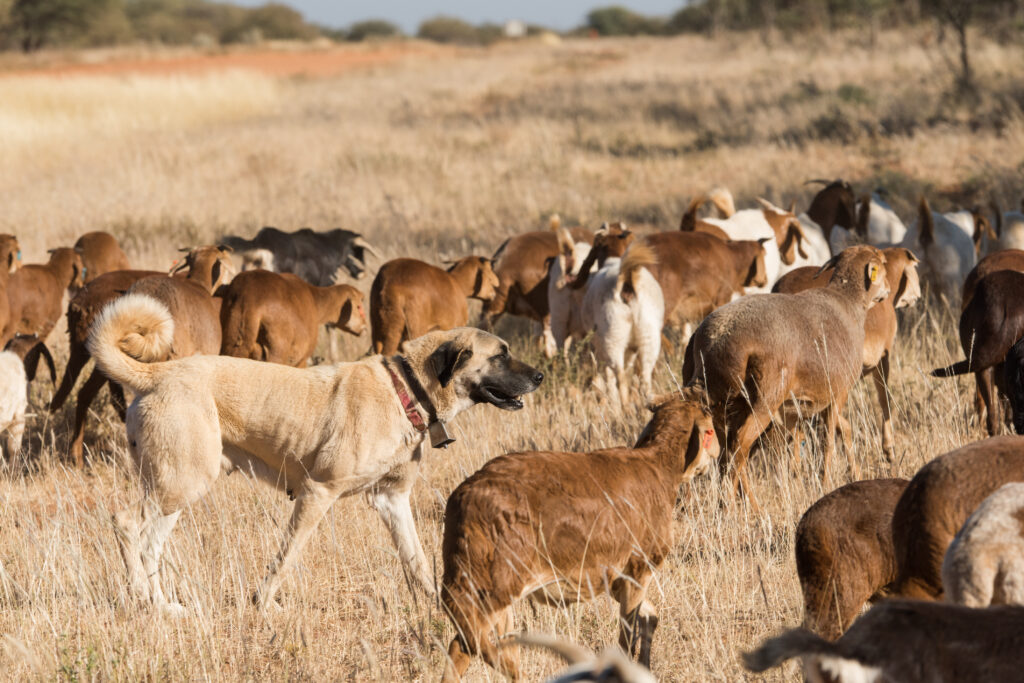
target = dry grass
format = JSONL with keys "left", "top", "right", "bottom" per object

{"left": 0, "top": 28, "right": 1020, "bottom": 680}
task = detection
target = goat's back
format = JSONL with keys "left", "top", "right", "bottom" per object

{"left": 891, "top": 436, "right": 1024, "bottom": 599}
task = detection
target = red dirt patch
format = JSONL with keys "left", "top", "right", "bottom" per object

{"left": 1, "top": 42, "right": 452, "bottom": 79}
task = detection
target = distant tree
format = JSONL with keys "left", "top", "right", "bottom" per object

{"left": 345, "top": 19, "right": 400, "bottom": 42}
{"left": 8, "top": 0, "right": 111, "bottom": 51}
{"left": 586, "top": 6, "right": 662, "bottom": 35}
{"left": 417, "top": 16, "right": 478, "bottom": 44}
{"left": 920, "top": 0, "right": 1014, "bottom": 92}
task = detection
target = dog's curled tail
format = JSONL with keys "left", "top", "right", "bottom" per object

{"left": 87, "top": 293, "right": 174, "bottom": 394}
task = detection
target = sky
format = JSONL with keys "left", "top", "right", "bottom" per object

{"left": 230, "top": 1, "right": 687, "bottom": 32}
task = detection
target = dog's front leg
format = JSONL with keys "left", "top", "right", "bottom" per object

{"left": 255, "top": 479, "right": 339, "bottom": 610}
{"left": 369, "top": 463, "right": 434, "bottom": 596}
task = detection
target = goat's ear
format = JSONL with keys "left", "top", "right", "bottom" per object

{"left": 864, "top": 261, "right": 881, "bottom": 290}
{"left": 645, "top": 392, "right": 678, "bottom": 413}
{"left": 169, "top": 259, "right": 188, "bottom": 275}
{"left": 429, "top": 341, "right": 472, "bottom": 388}
{"left": 756, "top": 237, "right": 772, "bottom": 245}
{"left": 790, "top": 221, "right": 809, "bottom": 260}
{"left": 217, "top": 244, "right": 233, "bottom": 254}
{"left": 903, "top": 248, "right": 920, "bottom": 263}
{"left": 787, "top": 199, "right": 796, "bottom": 214}
{"left": 210, "top": 259, "right": 223, "bottom": 288}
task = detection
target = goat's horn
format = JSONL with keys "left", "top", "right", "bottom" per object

{"left": 178, "top": 247, "right": 192, "bottom": 253}
{"left": 352, "top": 236, "right": 382, "bottom": 260}
{"left": 803, "top": 178, "right": 832, "bottom": 186}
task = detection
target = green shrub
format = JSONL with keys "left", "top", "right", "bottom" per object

{"left": 345, "top": 19, "right": 400, "bottom": 41}
{"left": 417, "top": 15, "right": 479, "bottom": 44}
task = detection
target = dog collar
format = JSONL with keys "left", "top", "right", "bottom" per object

{"left": 383, "top": 359, "right": 455, "bottom": 449}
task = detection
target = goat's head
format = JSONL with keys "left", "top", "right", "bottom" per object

{"left": 882, "top": 247, "right": 922, "bottom": 309}
{"left": 446, "top": 256, "right": 500, "bottom": 301}
{"left": 331, "top": 285, "right": 366, "bottom": 337}
{"left": 172, "top": 244, "right": 235, "bottom": 292}
{"left": 805, "top": 178, "right": 857, "bottom": 234}
{"left": 744, "top": 238, "right": 772, "bottom": 288}
{"left": 47, "top": 247, "right": 85, "bottom": 290}
{"left": 757, "top": 198, "right": 809, "bottom": 265}
{"left": 570, "top": 222, "right": 633, "bottom": 290}
{"left": 638, "top": 388, "right": 719, "bottom": 482}
{"left": 240, "top": 247, "right": 275, "bottom": 273}
{"left": 971, "top": 206, "right": 998, "bottom": 256}
{"left": 816, "top": 244, "right": 890, "bottom": 308}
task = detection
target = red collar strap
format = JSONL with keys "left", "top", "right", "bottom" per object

{"left": 384, "top": 362, "right": 427, "bottom": 433}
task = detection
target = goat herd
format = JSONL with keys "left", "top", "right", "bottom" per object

{"left": 4, "top": 179, "right": 1024, "bottom": 682}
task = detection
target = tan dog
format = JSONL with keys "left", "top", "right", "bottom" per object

{"left": 88, "top": 293, "right": 543, "bottom": 615}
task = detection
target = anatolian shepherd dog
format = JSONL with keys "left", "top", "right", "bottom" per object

{"left": 88, "top": 293, "right": 543, "bottom": 614}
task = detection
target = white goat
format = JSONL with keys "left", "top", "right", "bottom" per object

{"left": 701, "top": 199, "right": 808, "bottom": 290}
{"left": 942, "top": 482, "right": 1024, "bottom": 608}
{"left": 0, "top": 336, "right": 54, "bottom": 461}
{"left": 995, "top": 205, "right": 1024, "bottom": 252}
{"left": 901, "top": 196, "right": 977, "bottom": 301}
{"left": 581, "top": 244, "right": 663, "bottom": 406}
{"left": 548, "top": 227, "right": 592, "bottom": 357}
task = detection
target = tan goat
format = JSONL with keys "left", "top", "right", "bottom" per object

{"left": 74, "top": 231, "right": 131, "bottom": 284}
{"left": 773, "top": 246, "right": 921, "bottom": 458}
{"left": 685, "top": 246, "right": 889, "bottom": 512}
{"left": 219, "top": 270, "right": 365, "bottom": 366}
{"left": 890, "top": 435, "right": 1024, "bottom": 600}
{"left": 795, "top": 478, "right": 909, "bottom": 640}
{"left": 370, "top": 256, "right": 498, "bottom": 355}
{"left": 441, "top": 391, "right": 719, "bottom": 681}
{"left": 5, "top": 247, "right": 84, "bottom": 344}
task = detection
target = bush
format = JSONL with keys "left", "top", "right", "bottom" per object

{"left": 345, "top": 19, "right": 400, "bottom": 41}
{"left": 586, "top": 6, "right": 663, "bottom": 35}
{"left": 417, "top": 15, "right": 500, "bottom": 45}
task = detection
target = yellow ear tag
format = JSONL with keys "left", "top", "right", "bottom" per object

{"left": 869, "top": 265, "right": 878, "bottom": 282}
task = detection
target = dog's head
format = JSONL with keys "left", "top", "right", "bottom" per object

{"left": 401, "top": 328, "right": 543, "bottom": 420}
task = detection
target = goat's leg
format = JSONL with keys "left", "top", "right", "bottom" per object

{"left": 3, "top": 419, "right": 25, "bottom": 462}
{"left": 255, "top": 479, "right": 339, "bottom": 609}
{"left": 613, "top": 573, "right": 657, "bottom": 667}
{"left": 977, "top": 367, "right": 1001, "bottom": 436}
{"left": 724, "top": 402, "right": 776, "bottom": 515}
{"left": 49, "top": 343, "right": 89, "bottom": 412}
{"left": 68, "top": 367, "right": 108, "bottom": 467}
{"left": 542, "top": 314, "right": 557, "bottom": 359}
{"left": 872, "top": 353, "right": 895, "bottom": 460}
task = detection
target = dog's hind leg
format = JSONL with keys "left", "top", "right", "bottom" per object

{"left": 369, "top": 460, "right": 434, "bottom": 595}
{"left": 255, "top": 478, "right": 339, "bottom": 610}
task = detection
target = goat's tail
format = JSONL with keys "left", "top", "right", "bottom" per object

{"left": 87, "top": 293, "right": 173, "bottom": 394}
{"left": 680, "top": 195, "right": 707, "bottom": 231}
{"left": 549, "top": 213, "right": 561, "bottom": 231}
{"left": 742, "top": 628, "right": 837, "bottom": 673}
{"left": 616, "top": 244, "right": 657, "bottom": 301}
{"left": 555, "top": 225, "right": 575, "bottom": 258}
{"left": 931, "top": 359, "right": 971, "bottom": 377}
{"left": 708, "top": 186, "right": 736, "bottom": 218}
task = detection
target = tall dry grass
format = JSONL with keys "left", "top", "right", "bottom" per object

{"left": 0, "top": 29, "right": 1019, "bottom": 680}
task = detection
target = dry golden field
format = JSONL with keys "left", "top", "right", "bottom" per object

{"left": 0, "top": 29, "right": 1022, "bottom": 681}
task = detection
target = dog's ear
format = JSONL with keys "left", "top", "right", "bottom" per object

{"left": 429, "top": 341, "right": 473, "bottom": 388}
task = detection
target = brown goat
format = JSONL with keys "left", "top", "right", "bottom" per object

{"left": 961, "top": 248, "right": 1024, "bottom": 308}
{"left": 74, "top": 231, "right": 131, "bottom": 284}
{"left": 482, "top": 223, "right": 594, "bottom": 334}
{"left": 5, "top": 247, "right": 84, "bottom": 344}
{"left": 643, "top": 231, "right": 768, "bottom": 332}
{"left": 890, "top": 435, "right": 1024, "bottom": 600}
{"left": 744, "top": 600, "right": 1024, "bottom": 682}
{"left": 219, "top": 270, "right": 365, "bottom": 366}
{"left": 932, "top": 270, "right": 1024, "bottom": 436}
{"left": 0, "top": 235, "right": 22, "bottom": 349}
{"left": 441, "top": 392, "right": 718, "bottom": 681}
{"left": 685, "top": 246, "right": 890, "bottom": 513}
{"left": 796, "top": 478, "right": 909, "bottom": 640}
{"left": 371, "top": 256, "right": 499, "bottom": 355}
{"left": 804, "top": 179, "right": 858, "bottom": 243}
{"left": 50, "top": 246, "right": 232, "bottom": 466}
{"left": 678, "top": 195, "right": 730, "bottom": 241}
{"left": 773, "top": 247, "right": 921, "bottom": 458}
